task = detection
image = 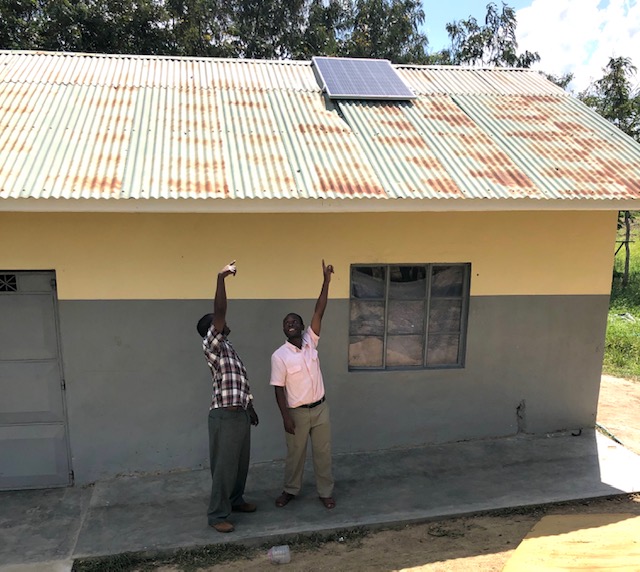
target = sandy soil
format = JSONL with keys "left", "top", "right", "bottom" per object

{"left": 154, "top": 375, "right": 640, "bottom": 572}
{"left": 597, "top": 375, "right": 640, "bottom": 455}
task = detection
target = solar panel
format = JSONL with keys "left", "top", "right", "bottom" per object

{"left": 312, "top": 57, "right": 416, "bottom": 100}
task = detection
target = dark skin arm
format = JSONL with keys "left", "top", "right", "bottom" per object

{"left": 213, "top": 260, "right": 259, "bottom": 426}
{"left": 275, "top": 386, "right": 295, "bottom": 434}
{"left": 213, "top": 260, "right": 236, "bottom": 333}
{"left": 310, "top": 259, "right": 334, "bottom": 336}
{"left": 248, "top": 403, "right": 259, "bottom": 426}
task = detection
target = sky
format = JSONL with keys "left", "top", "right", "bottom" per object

{"left": 422, "top": 0, "right": 640, "bottom": 93}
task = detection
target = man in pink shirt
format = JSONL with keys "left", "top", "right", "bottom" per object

{"left": 271, "top": 260, "right": 336, "bottom": 510}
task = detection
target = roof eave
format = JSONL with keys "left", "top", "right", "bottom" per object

{"left": 1, "top": 197, "right": 639, "bottom": 214}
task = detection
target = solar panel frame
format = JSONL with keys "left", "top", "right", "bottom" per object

{"left": 312, "top": 57, "right": 417, "bottom": 100}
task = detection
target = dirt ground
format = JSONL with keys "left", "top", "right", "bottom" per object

{"left": 157, "top": 375, "right": 640, "bottom": 572}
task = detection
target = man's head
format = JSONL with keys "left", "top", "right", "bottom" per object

{"left": 197, "top": 313, "right": 230, "bottom": 338}
{"left": 282, "top": 313, "right": 304, "bottom": 340}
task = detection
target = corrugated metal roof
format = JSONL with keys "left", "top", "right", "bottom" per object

{"left": 0, "top": 51, "right": 318, "bottom": 90}
{"left": 339, "top": 97, "right": 543, "bottom": 200}
{"left": 1, "top": 50, "right": 640, "bottom": 207}
{"left": 453, "top": 94, "right": 640, "bottom": 200}
{"left": 396, "top": 66, "right": 567, "bottom": 96}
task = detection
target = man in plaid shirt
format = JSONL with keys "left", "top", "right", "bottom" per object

{"left": 197, "top": 260, "right": 259, "bottom": 533}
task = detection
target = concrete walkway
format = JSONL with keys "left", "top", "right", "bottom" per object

{"left": 2, "top": 429, "right": 640, "bottom": 571}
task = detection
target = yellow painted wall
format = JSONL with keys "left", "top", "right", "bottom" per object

{"left": 0, "top": 211, "right": 617, "bottom": 300}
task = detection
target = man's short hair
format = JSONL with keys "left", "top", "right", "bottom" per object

{"left": 197, "top": 313, "right": 214, "bottom": 338}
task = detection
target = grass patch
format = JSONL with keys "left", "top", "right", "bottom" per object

{"left": 603, "top": 313, "right": 640, "bottom": 379}
{"left": 71, "top": 528, "right": 370, "bottom": 572}
{"left": 604, "top": 214, "right": 640, "bottom": 380}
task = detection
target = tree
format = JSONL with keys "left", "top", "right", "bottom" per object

{"left": 166, "top": 0, "right": 234, "bottom": 57}
{"left": 580, "top": 57, "right": 640, "bottom": 140}
{"left": 580, "top": 57, "right": 640, "bottom": 288}
{"left": 295, "top": 0, "right": 350, "bottom": 59}
{"left": 0, "top": 0, "right": 173, "bottom": 54}
{"left": 215, "top": 0, "right": 307, "bottom": 59}
{"left": 0, "top": 0, "right": 50, "bottom": 50}
{"left": 341, "top": 0, "right": 429, "bottom": 63}
{"left": 1, "top": 0, "right": 433, "bottom": 61}
{"left": 546, "top": 72, "right": 574, "bottom": 90}
{"left": 82, "top": 0, "right": 173, "bottom": 55}
{"left": 432, "top": 1, "right": 539, "bottom": 68}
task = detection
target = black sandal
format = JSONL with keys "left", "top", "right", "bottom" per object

{"left": 319, "top": 496, "right": 336, "bottom": 509}
{"left": 275, "top": 491, "right": 295, "bottom": 507}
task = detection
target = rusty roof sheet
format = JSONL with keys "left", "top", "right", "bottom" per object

{"left": 0, "top": 51, "right": 318, "bottom": 90}
{"left": 396, "top": 66, "right": 567, "bottom": 96}
{"left": 453, "top": 94, "right": 640, "bottom": 200}
{"left": 339, "top": 96, "right": 543, "bottom": 200}
{"left": 1, "top": 51, "right": 640, "bottom": 207}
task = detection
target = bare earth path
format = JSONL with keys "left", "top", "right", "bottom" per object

{"left": 597, "top": 375, "right": 640, "bottom": 455}
{"left": 153, "top": 375, "right": 640, "bottom": 572}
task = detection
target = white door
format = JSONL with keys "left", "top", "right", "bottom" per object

{"left": 0, "top": 271, "right": 72, "bottom": 490}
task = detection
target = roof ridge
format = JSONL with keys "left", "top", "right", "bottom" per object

{"left": 0, "top": 50, "right": 313, "bottom": 66}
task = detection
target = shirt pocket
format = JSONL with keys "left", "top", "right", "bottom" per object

{"left": 286, "top": 364, "right": 305, "bottom": 383}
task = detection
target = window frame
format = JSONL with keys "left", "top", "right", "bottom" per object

{"left": 348, "top": 263, "right": 471, "bottom": 371}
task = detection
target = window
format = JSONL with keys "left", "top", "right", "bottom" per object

{"left": 349, "top": 264, "right": 470, "bottom": 370}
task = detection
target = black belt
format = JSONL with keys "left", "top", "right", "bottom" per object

{"left": 298, "top": 396, "right": 325, "bottom": 409}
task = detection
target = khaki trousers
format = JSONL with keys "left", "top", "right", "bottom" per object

{"left": 283, "top": 400, "right": 334, "bottom": 498}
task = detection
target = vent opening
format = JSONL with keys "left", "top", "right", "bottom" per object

{"left": 0, "top": 274, "right": 18, "bottom": 292}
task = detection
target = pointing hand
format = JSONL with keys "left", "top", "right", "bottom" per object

{"left": 322, "top": 259, "right": 334, "bottom": 282}
{"left": 220, "top": 260, "right": 237, "bottom": 278}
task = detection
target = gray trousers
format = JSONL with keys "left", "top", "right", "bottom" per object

{"left": 207, "top": 408, "right": 251, "bottom": 524}
{"left": 283, "top": 400, "right": 334, "bottom": 498}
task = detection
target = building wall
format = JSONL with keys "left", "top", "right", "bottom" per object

{"left": 0, "top": 211, "right": 617, "bottom": 484}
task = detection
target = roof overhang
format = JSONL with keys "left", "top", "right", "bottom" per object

{"left": 1, "top": 198, "right": 639, "bottom": 214}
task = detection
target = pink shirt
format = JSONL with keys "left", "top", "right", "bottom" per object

{"left": 270, "top": 327, "right": 325, "bottom": 408}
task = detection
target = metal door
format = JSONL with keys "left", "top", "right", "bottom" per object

{"left": 0, "top": 271, "right": 72, "bottom": 490}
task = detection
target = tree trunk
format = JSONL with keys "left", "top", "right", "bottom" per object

{"left": 623, "top": 210, "right": 631, "bottom": 288}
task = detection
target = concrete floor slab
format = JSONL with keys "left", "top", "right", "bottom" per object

{"left": 0, "top": 561, "right": 73, "bottom": 572}
{"left": 1, "top": 430, "right": 640, "bottom": 568}
{"left": 0, "top": 486, "right": 91, "bottom": 566}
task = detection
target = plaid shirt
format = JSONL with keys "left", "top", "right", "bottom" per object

{"left": 203, "top": 325, "right": 252, "bottom": 410}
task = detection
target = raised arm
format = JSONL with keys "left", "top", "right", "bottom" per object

{"left": 213, "top": 260, "right": 236, "bottom": 332}
{"left": 310, "top": 260, "right": 334, "bottom": 336}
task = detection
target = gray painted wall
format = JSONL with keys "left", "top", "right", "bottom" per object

{"left": 58, "top": 295, "right": 609, "bottom": 484}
